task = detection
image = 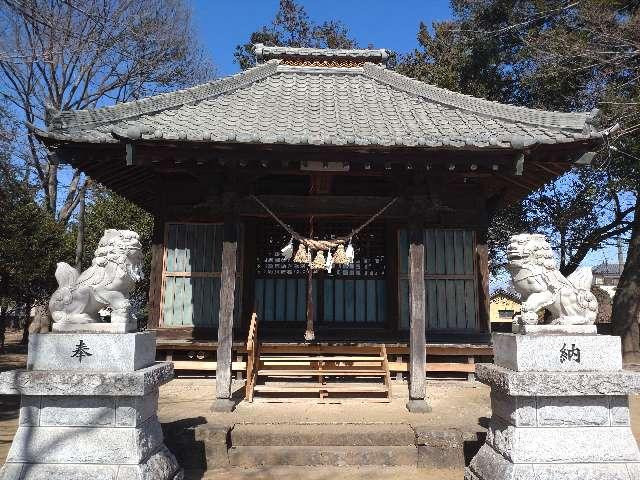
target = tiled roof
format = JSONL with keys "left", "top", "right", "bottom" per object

{"left": 39, "top": 46, "right": 608, "bottom": 149}
{"left": 593, "top": 263, "right": 624, "bottom": 275}
{"left": 490, "top": 289, "right": 521, "bottom": 303}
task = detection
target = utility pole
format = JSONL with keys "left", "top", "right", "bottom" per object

{"left": 617, "top": 236, "right": 625, "bottom": 274}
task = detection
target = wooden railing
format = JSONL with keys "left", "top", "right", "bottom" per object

{"left": 245, "top": 312, "right": 259, "bottom": 402}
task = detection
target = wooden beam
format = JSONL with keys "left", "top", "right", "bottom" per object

{"left": 533, "top": 161, "right": 565, "bottom": 177}
{"left": 126, "top": 143, "right": 135, "bottom": 166}
{"left": 493, "top": 173, "right": 538, "bottom": 191}
{"left": 191, "top": 195, "right": 480, "bottom": 220}
{"left": 514, "top": 153, "right": 524, "bottom": 176}
{"left": 408, "top": 220, "right": 427, "bottom": 404}
{"left": 214, "top": 198, "right": 239, "bottom": 409}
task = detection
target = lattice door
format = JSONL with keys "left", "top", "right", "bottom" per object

{"left": 254, "top": 219, "right": 388, "bottom": 326}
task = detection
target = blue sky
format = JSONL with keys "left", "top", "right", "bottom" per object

{"left": 192, "top": 0, "right": 453, "bottom": 76}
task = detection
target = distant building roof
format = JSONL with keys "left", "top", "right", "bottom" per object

{"left": 593, "top": 263, "right": 624, "bottom": 275}
{"left": 490, "top": 289, "right": 521, "bottom": 304}
{"left": 37, "top": 45, "right": 608, "bottom": 150}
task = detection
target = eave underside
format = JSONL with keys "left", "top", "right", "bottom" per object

{"left": 49, "top": 140, "right": 598, "bottom": 216}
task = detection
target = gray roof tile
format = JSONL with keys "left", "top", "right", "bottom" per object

{"left": 40, "top": 46, "right": 607, "bottom": 150}
{"left": 593, "top": 263, "right": 624, "bottom": 275}
{"left": 255, "top": 44, "right": 390, "bottom": 63}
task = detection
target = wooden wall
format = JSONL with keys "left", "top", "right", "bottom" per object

{"left": 398, "top": 228, "right": 479, "bottom": 332}
{"left": 152, "top": 221, "right": 487, "bottom": 337}
{"left": 161, "top": 223, "right": 223, "bottom": 327}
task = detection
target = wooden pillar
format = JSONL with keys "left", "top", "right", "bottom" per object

{"left": 304, "top": 217, "right": 315, "bottom": 341}
{"left": 241, "top": 219, "right": 257, "bottom": 335}
{"left": 406, "top": 220, "right": 431, "bottom": 412}
{"left": 476, "top": 227, "right": 491, "bottom": 333}
{"left": 147, "top": 214, "right": 165, "bottom": 329}
{"left": 214, "top": 203, "right": 239, "bottom": 412}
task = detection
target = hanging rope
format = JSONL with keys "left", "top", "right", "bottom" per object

{"left": 250, "top": 195, "right": 399, "bottom": 250}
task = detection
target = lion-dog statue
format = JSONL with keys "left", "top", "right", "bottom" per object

{"left": 506, "top": 233, "right": 597, "bottom": 325}
{"left": 49, "top": 229, "right": 143, "bottom": 330}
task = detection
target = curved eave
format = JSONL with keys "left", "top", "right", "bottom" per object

{"left": 35, "top": 127, "right": 608, "bottom": 151}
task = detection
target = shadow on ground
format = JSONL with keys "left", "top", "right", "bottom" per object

{"left": 163, "top": 416, "right": 209, "bottom": 477}
{"left": 0, "top": 396, "right": 19, "bottom": 422}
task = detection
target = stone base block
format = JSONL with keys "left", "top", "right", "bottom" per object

{"left": 28, "top": 332, "right": 156, "bottom": 372}
{"left": 414, "top": 429, "right": 463, "bottom": 469}
{"left": 19, "top": 391, "right": 158, "bottom": 428}
{"left": 490, "top": 391, "right": 630, "bottom": 427}
{"left": 52, "top": 322, "right": 136, "bottom": 334}
{"left": 0, "top": 362, "right": 174, "bottom": 396}
{"left": 212, "top": 399, "right": 235, "bottom": 412}
{"left": 476, "top": 364, "right": 640, "bottom": 396}
{"left": 0, "top": 331, "right": 181, "bottom": 480}
{"left": 406, "top": 400, "right": 432, "bottom": 413}
{"left": 493, "top": 333, "right": 621, "bottom": 372}
{"left": 486, "top": 420, "right": 640, "bottom": 463}
{"left": 7, "top": 416, "right": 164, "bottom": 464}
{"left": 512, "top": 324, "right": 598, "bottom": 335}
{"left": 0, "top": 446, "right": 182, "bottom": 480}
{"left": 465, "top": 444, "right": 640, "bottom": 480}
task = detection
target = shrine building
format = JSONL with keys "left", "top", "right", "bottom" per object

{"left": 35, "top": 45, "right": 607, "bottom": 410}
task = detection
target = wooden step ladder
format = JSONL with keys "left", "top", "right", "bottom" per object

{"left": 245, "top": 314, "right": 392, "bottom": 401}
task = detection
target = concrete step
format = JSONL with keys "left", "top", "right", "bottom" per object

{"left": 228, "top": 445, "right": 418, "bottom": 467}
{"left": 174, "top": 423, "right": 482, "bottom": 471}
{"left": 185, "top": 466, "right": 462, "bottom": 480}
{"left": 231, "top": 423, "right": 416, "bottom": 446}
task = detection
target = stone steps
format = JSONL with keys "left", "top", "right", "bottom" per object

{"left": 231, "top": 423, "right": 415, "bottom": 447}
{"left": 228, "top": 445, "right": 418, "bottom": 467}
{"left": 228, "top": 423, "right": 417, "bottom": 467}
{"left": 166, "top": 422, "right": 483, "bottom": 471}
{"left": 184, "top": 466, "right": 462, "bottom": 480}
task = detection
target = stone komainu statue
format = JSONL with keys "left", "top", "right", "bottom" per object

{"left": 506, "top": 233, "right": 598, "bottom": 325}
{"left": 49, "top": 229, "right": 143, "bottom": 328}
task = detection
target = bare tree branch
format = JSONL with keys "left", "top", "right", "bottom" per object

{"left": 0, "top": 0, "right": 215, "bottom": 225}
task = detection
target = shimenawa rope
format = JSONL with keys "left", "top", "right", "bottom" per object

{"left": 250, "top": 195, "right": 399, "bottom": 250}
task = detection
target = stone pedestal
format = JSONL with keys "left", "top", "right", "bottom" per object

{"left": 0, "top": 332, "right": 182, "bottom": 480}
{"left": 466, "top": 331, "right": 640, "bottom": 480}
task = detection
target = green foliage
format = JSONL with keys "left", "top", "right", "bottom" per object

{"left": 396, "top": 21, "right": 510, "bottom": 101}
{"left": 397, "top": 1, "right": 639, "bottom": 276}
{"left": 234, "top": 0, "right": 357, "bottom": 70}
{"left": 487, "top": 203, "right": 532, "bottom": 276}
{"left": 0, "top": 104, "right": 74, "bottom": 305}
{"left": 81, "top": 188, "right": 154, "bottom": 317}
{"left": 0, "top": 177, "right": 74, "bottom": 304}
{"left": 524, "top": 167, "right": 634, "bottom": 275}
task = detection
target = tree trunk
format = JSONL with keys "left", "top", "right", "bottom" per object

{"left": 30, "top": 304, "right": 51, "bottom": 334}
{"left": 611, "top": 193, "right": 640, "bottom": 363}
{"left": 20, "top": 300, "right": 33, "bottom": 345}
{"left": 75, "top": 191, "right": 85, "bottom": 271}
{"left": 0, "top": 305, "right": 7, "bottom": 354}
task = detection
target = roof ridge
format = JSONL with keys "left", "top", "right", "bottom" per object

{"left": 363, "top": 63, "right": 597, "bottom": 132}
{"left": 255, "top": 44, "right": 389, "bottom": 64}
{"left": 49, "top": 61, "right": 279, "bottom": 132}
